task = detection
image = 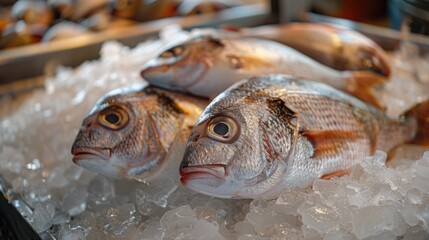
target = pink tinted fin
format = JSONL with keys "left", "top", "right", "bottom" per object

{"left": 344, "top": 71, "right": 388, "bottom": 110}
{"left": 303, "top": 130, "right": 358, "bottom": 160}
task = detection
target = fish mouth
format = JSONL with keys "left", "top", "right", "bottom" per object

{"left": 180, "top": 164, "right": 226, "bottom": 184}
{"left": 71, "top": 147, "right": 111, "bottom": 163}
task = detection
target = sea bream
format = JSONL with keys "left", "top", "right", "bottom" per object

{"left": 141, "top": 35, "right": 387, "bottom": 108}
{"left": 71, "top": 83, "right": 208, "bottom": 182}
{"left": 180, "top": 75, "right": 429, "bottom": 199}
{"left": 223, "top": 22, "right": 391, "bottom": 76}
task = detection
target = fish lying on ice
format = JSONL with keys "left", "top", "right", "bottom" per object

{"left": 179, "top": 74, "right": 429, "bottom": 199}
{"left": 223, "top": 22, "right": 391, "bottom": 76}
{"left": 141, "top": 36, "right": 387, "bottom": 108}
{"left": 71, "top": 83, "right": 208, "bottom": 182}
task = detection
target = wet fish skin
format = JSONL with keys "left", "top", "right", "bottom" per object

{"left": 141, "top": 35, "right": 387, "bottom": 108}
{"left": 180, "top": 74, "right": 426, "bottom": 199}
{"left": 71, "top": 83, "right": 208, "bottom": 182}
{"left": 226, "top": 23, "right": 391, "bottom": 76}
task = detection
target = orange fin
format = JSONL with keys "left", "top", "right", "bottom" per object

{"left": 303, "top": 130, "right": 357, "bottom": 160}
{"left": 403, "top": 99, "right": 429, "bottom": 145}
{"left": 344, "top": 71, "right": 388, "bottom": 110}
{"left": 321, "top": 169, "right": 351, "bottom": 180}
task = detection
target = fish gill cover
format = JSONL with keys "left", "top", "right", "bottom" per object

{"left": 0, "top": 25, "right": 429, "bottom": 239}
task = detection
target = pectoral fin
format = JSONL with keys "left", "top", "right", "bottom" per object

{"left": 303, "top": 130, "right": 358, "bottom": 160}
{"left": 344, "top": 71, "right": 387, "bottom": 110}
{"left": 321, "top": 169, "right": 351, "bottom": 179}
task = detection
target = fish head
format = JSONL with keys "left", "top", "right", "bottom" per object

{"left": 356, "top": 45, "right": 391, "bottom": 76}
{"left": 72, "top": 84, "right": 185, "bottom": 181}
{"left": 140, "top": 35, "right": 225, "bottom": 91}
{"left": 180, "top": 78, "right": 296, "bottom": 198}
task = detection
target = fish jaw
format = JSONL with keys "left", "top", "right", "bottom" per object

{"left": 71, "top": 147, "right": 126, "bottom": 179}
{"left": 141, "top": 57, "right": 208, "bottom": 93}
{"left": 179, "top": 164, "right": 241, "bottom": 199}
{"left": 72, "top": 147, "right": 111, "bottom": 162}
{"left": 180, "top": 164, "right": 226, "bottom": 182}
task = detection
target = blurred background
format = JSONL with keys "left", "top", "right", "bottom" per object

{"left": 0, "top": 0, "right": 428, "bottom": 84}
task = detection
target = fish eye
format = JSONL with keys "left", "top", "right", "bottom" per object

{"left": 159, "top": 46, "right": 185, "bottom": 58}
{"left": 207, "top": 116, "right": 239, "bottom": 143}
{"left": 99, "top": 106, "right": 129, "bottom": 130}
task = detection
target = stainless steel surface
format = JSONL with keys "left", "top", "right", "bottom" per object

{"left": 0, "top": 4, "right": 274, "bottom": 85}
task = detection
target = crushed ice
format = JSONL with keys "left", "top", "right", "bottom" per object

{"left": 1, "top": 26, "right": 429, "bottom": 240}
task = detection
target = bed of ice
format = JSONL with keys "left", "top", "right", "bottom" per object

{"left": 1, "top": 25, "right": 429, "bottom": 240}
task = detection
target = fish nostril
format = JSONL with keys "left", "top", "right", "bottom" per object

{"left": 180, "top": 161, "right": 188, "bottom": 169}
{"left": 190, "top": 134, "right": 199, "bottom": 142}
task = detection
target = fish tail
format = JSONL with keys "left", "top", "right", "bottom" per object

{"left": 403, "top": 99, "right": 429, "bottom": 145}
{"left": 344, "top": 71, "right": 388, "bottom": 110}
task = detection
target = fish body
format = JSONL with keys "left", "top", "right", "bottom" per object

{"left": 228, "top": 23, "right": 391, "bottom": 76}
{"left": 141, "top": 36, "right": 386, "bottom": 108}
{"left": 180, "top": 75, "right": 428, "bottom": 199}
{"left": 71, "top": 83, "right": 208, "bottom": 182}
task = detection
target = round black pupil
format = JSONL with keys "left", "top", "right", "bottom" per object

{"left": 213, "top": 122, "right": 229, "bottom": 136}
{"left": 105, "top": 113, "right": 120, "bottom": 124}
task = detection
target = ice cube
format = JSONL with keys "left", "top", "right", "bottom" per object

{"left": 62, "top": 188, "right": 88, "bottom": 216}
{"left": 64, "top": 165, "right": 84, "bottom": 181}
{"left": 86, "top": 228, "right": 106, "bottom": 239}
{"left": 160, "top": 205, "right": 196, "bottom": 230}
{"left": 275, "top": 189, "right": 306, "bottom": 215}
{"left": 362, "top": 230, "right": 396, "bottom": 240}
{"left": 87, "top": 175, "right": 115, "bottom": 205}
{"left": 323, "top": 230, "right": 357, "bottom": 240}
{"left": 195, "top": 206, "right": 218, "bottom": 223}
{"left": 237, "top": 234, "right": 271, "bottom": 240}
{"left": 404, "top": 225, "right": 429, "bottom": 240}
{"left": 134, "top": 178, "right": 178, "bottom": 208}
{"left": 298, "top": 201, "right": 339, "bottom": 234}
{"left": 234, "top": 221, "right": 257, "bottom": 235}
{"left": 352, "top": 205, "right": 406, "bottom": 238}
{"left": 104, "top": 203, "right": 139, "bottom": 235}
{"left": 59, "top": 228, "right": 85, "bottom": 240}
{"left": 140, "top": 220, "right": 165, "bottom": 240}
{"left": 301, "top": 224, "right": 321, "bottom": 240}
{"left": 30, "top": 203, "right": 53, "bottom": 233}
{"left": 52, "top": 211, "right": 70, "bottom": 225}
{"left": 188, "top": 220, "right": 224, "bottom": 240}
{"left": 47, "top": 167, "right": 69, "bottom": 188}
{"left": 0, "top": 145, "right": 24, "bottom": 174}
{"left": 400, "top": 204, "right": 422, "bottom": 226}
{"left": 417, "top": 205, "right": 429, "bottom": 232}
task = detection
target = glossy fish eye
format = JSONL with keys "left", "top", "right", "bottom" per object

{"left": 160, "top": 46, "right": 185, "bottom": 58}
{"left": 98, "top": 106, "right": 129, "bottom": 130}
{"left": 207, "top": 116, "right": 239, "bottom": 143}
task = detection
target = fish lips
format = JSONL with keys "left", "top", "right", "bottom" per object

{"left": 180, "top": 164, "right": 227, "bottom": 186}
{"left": 71, "top": 147, "right": 111, "bottom": 163}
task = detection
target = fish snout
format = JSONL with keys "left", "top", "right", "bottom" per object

{"left": 180, "top": 164, "right": 227, "bottom": 185}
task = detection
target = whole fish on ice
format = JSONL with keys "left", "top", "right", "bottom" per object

{"left": 224, "top": 22, "right": 391, "bottom": 76}
{"left": 71, "top": 83, "right": 208, "bottom": 182}
{"left": 180, "top": 75, "right": 429, "bottom": 199}
{"left": 141, "top": 36, "right": 387, "bottom": 108}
